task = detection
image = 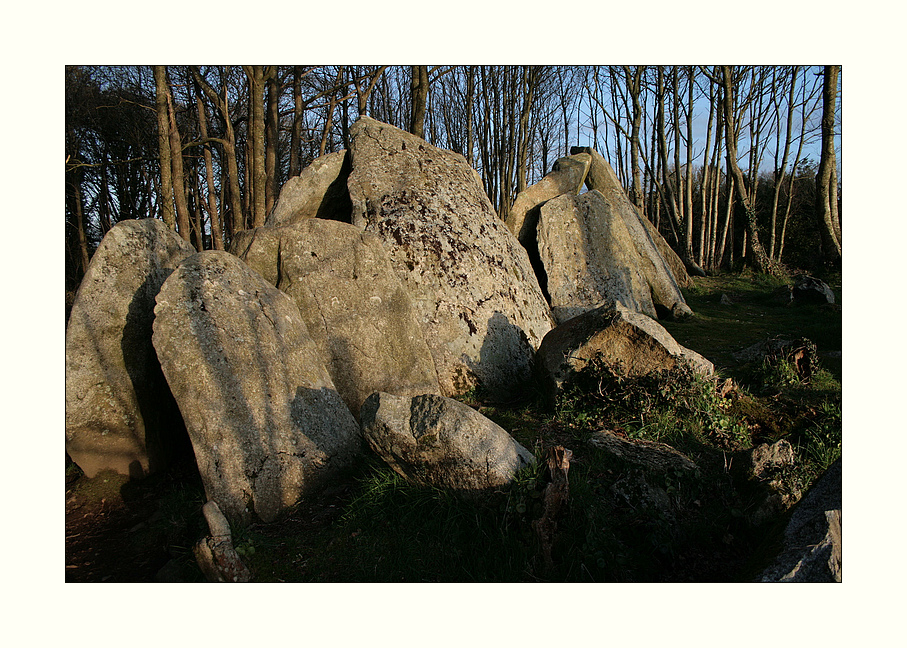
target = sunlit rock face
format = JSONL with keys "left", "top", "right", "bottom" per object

{"left": 152, "top": 251, "right": 361, "bottom": 526}
{"left": 347, "top": 116, "right": 555, "bottom": 400}
{"left": 264, "top": 149, "right": 352, "bottom": 227}
{"left": 535, "top": 301, "right": 713, "bottom": 407}
{"left": 570, "top": 146, "right": 692, "bottom": 318}
{"left": 505, "top": 152, "right": 591, "bottom": 244}
{"left": 232, "top": 218, "right": 441, "bottom": 421}
{"left": 537, "top": 191, "right": 657, "bottom": 323}
{"left": 66, "top": 218, "right": 195, "bottom": 479}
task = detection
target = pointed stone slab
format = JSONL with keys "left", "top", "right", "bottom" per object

{"left": 571, "top": 146, "right": 692, "bottom": 319}
{"left": 266, "top": 150, "right": 352, "bottom": 227}
{"left": 152, "top": 251, "right": 361, "bottom": 525}
{"left": 535, "top": 301, "right": 713, "bottom": 407}
{"left": 360, "top": 392, "right": 534, "bottom": 491}
{"left": 538, "top": 191, "right": 657, "bottom": 323}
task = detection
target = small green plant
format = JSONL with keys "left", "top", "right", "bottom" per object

{"left": 555, "top": 356, "right": 751, "bottom": 451}
{"left": 797, "top": 400, "right": 842, "bottom": 473}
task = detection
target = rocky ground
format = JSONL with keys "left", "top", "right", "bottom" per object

{"left": 65, "top": 271, "right": 841, "bottom": 583}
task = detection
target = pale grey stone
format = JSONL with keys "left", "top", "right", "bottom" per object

{"left": 152, "top": 251, "right": 361, "bottom": 525}
{"left": 360, "top": 392, "right": 534, "bottom": 491}
{"left": 505, "top": 153, "right": 591, "bottom": 244}
{"left": 535, "top": 301, "right": 713, "bottom": 406}
{"left": 234, "top": 218, "right": 441, "bottom": 419}
{"left": 66, "top": 218, "right": 195, "bottom": 478}
{"left": 572, "top": 146, "right": 692, "bottom": 318}
{"left": 266, "top": 150, "right": 352, "bottom": 227}
{"left": 537, "top": 191, "right": 657, "bottom": 322}
{"left": 760, "top": 458, "right": 842, "bottom": 582}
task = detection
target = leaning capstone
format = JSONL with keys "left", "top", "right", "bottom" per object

{"left": 535, "top": 301, "right": 713, "bottom": 406}
{"left": 571, "top": 146, "right": 692, "bottom": 318}
{"left": 347, "top": 116, "right": 554, "bottom": 399}
{"left": 537, "top": 191, "right": 656, "bottom": 322}
{"left": 360, "top": 392, "right": 535, "bottom": 491}
{"left": 266, "top": 150, "right": 352, "bottom": 227}
{"left": 66, "top": 218, "right": 195, "bottom": 478}
{"left": 505, "top": 153, "right": 591, "bottom": 244}
{"left": 152, "top": 251, "right": 361, "bottom": 525}
{"left": 234, "top": 218, "right": 441, "bottom": 419}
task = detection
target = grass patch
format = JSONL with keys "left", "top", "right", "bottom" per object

{"left": 69, "top": 270, "right": 841, "bottom": 582}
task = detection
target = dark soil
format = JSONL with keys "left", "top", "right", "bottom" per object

{"left": 64, "top": 271, "right": 841, "bottom": 583}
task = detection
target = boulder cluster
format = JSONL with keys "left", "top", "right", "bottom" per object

{"left": 65, "top": 117, "right": 710, "bottom": 528}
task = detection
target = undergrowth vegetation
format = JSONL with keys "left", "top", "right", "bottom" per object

{"left": 67, "top": 271, "right": 842, "bottom": 582}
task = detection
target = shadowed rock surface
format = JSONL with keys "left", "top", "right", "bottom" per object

{"left": 793, "top": 275, "right": 835, "bottom": 305}
{"left": 347, "top": 116, "right": 554, "bottom": 399}
{"left": 152, "top": 251, "right": 361, "bottom": 526}
{"left": 232, "top": 218, "right": 441, "bottom": 419}
{"left": 588, "top": 429, "right": 697, "bottom": 473}
{"left": 66, "top": 218, "right": 195, "bottom": 478}
{"left": 760, "top": 458, "right": 842, "bottom": 582}
{"left": 360, "top": 392, "right": 535, "bottom": 491}
{"left": 265, "top": 150, "right": 352, "bottom": 227}
{"left": 638, "top": 214, "right": 692, "bottom": 288}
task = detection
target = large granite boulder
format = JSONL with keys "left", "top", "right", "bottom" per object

{"left": 760, "top": 458, "right": 842, "bottom": 582}
{"left": 232, "top": 218, "right": 441, "bottom": 419}
{"left": 360, "top": 392, "right": 534, "bottom": 491}
{"left": 505, "top": 153, "right": 591, "bottom": 244}
{"left": 66, "top": 218, "right": 195, "bottom": 478}
{"left": 265, "top": 150, "right": 352, "bottom": 227}
{"left": 535, "top": 301, "right": 713, "bottom": 405}
{"left": 538, "top": 191, "right": 656, "bottom": 322}
{"left": 571, "top": 146, "right": 692, "bottom": 317}
{"left": 152, "top": 251, "right": 361, "bottom": 525}
{"left": 347, "top": 116, "right": 554, "bottom": 399}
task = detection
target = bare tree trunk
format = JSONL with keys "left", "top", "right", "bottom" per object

{"left": 815, "top": 64, "right": 842, "bottom": 264}
{"left": 769, "top": 66, "right": 798, "bottom": 261}
{"left": 153, "top": 66, "right": 176, "bottom": 231}
{"left": 290, "top": 66, "right": 303, "bottom": 177}
{"left": 623, "top": 65, "right": 645, "bottom": 214}
{"left": 684, "top": 66, "right": 695, "bottom": 263}
{"left": 192, "top": 67, "right": 244, "bottom": 237}
{"left": 516, "top": 66, "right": 535, "bottom": 195}
{"left": 319, "top": 67, "right": 345, "bottom": 157}
{"left": 410, "top": 65, "right": 429, "bottom": 138}
{"left": 698, "top": 70, "right": 716, "bottom": 268}
{"left": 265, "top": 69, "right": 279, "bottom": 217}
{"left": 165, "top": 81, "right": 193, "bottom": 244}
{"left": 720, "top": 65, "right": 775, "bottom": 275}
{"left": 656, "top": 67, "right": 679, "bottom": 238}
{"left": 466, "top": 66, "right": 475, "bottom": 167}
{"left": 243, "top": 65, "right": 268, "bottom": 228}
{"left": 72, "top": 170, "right": 91, "bottom": 273}
{"left": 196, "top": 86, "right": 223, "bottom": 250}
